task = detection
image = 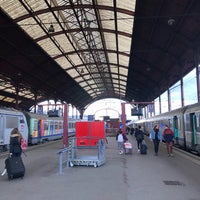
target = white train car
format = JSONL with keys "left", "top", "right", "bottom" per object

{"left": 183, "top": 103, "right": 200, "bottom": 153}
{"left": 131, "top": 102, "right": 200, "bottom": 154}
{"left": 0, "top": 107, "right": 28, "bottom": 151}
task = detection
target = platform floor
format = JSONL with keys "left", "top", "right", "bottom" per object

{"left": 0, "top": 135, "right": 200, "bottom": 200}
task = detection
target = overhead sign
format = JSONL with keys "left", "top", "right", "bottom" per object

{"left": 131, "top": 108, "right": 143, "bottom": 116}
{"left": 148, "top": 104, "right": 154, "bottom": 113}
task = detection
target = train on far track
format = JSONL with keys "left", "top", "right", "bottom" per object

{"left": 127, "top": 102, "right": 200, "bottom": 155}
{"left": 0, "top": 107, "right": 77, "bottom": 152}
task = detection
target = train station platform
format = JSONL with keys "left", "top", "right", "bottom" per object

{"left": 0, "top": 135, "right": 200, "bottom": 200}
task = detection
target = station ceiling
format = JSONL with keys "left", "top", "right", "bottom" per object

{"left": 0, "top": 0, "right": 199, "bottom": 112}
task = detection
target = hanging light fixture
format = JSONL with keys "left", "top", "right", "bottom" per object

{"left": 80, "top": 68, "right": 84, "bottom": 74}
{"left": 167, "top": 18, "right": 175, "bottom": 26}
{"left": 48, "top": 24, "right": 55, "bottom": 33}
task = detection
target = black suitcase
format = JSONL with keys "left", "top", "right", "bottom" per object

{"left": 140, "top": 144, "right": 147, "bottom": 154}
{"left": 5, "top": 156, "right": 25, "bottom": 180}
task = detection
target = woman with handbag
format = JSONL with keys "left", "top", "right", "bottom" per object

{"left": 1, "top": 127, "right": 24, "bottom": 176}
{"left": 9, "top": 127, "right": 23, "bottom": 157}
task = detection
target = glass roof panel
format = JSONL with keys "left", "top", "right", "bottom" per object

{"left": 119, "top": 55, "right": 130, "bottom": 66}
{"left": 100, "top": 11, "right": 115, "bottom": 30}
{"left": 0, "top": 1, "right": 28, "bottom": 18}
{"left": 56, "top": 58, "right": 71, "bottom": 69}
{"left": 117, "top": 14, "right": 134, "bottom": 34}
{"left": 118, "top": 36, "right": 132, "bottom": 52}
{"left": 25, "top": 0, "right": 49, "bottom": 11}
{"left": 52, "top": 34, "right": 74, "bottom": 53}
{"left": 98, "top": 0, "right": 113, "bottom": 6}
{"left": 0, "top": 0, "right": 136, "bottom": 106}
{"left": 110, "top": 68, "right": 118, "bottom": 74}
{"left": 79, "top": 81, "right": 88, "bottom": 87}
{"left": 117, "top": 1, "right": 136, "bottom": 11}
{"left": 74, "top": 76, "right": 85, "bottom": 83}
{"left": 120, "top": 69, "right": 128, "bottom": 77}
{"left": 66, "top": 69, "right": 79, "bottom": 78}
{"left": 113, "top": 79, "right": 119, "bottom": 84}
{"left": 107, "top": 53, "right": 117, "bottom": 64}
{"left": 19, "top": 21, "right": 45, "bottom": 40}
{"left": 37, "top": 38, "right": 61, "bottom": 56}
{"left": 104, "top": 32, "right": 117, "bottom": 51}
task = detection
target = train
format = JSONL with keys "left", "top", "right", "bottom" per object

{"left": 127, "top": 102, "right": 200, "bottom": 155}
{"left": 0, "top": 107, "right": 77, "bottom": 151}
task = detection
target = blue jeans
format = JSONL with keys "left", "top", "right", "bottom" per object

{"left": 153, "top": 139, "right": 160, "bottom": 153}
{"left": 118, "top": 142, "right": 123, "bottom": 151}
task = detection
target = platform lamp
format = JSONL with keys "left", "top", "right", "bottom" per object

{"left": 77, "top": 68, "right": 84, "bottom": 74}
{"left": 167, "top": 18, "right": 175, "bottom": 26}
{"left": 48, "top": 24, "right": 55, "bottom": 33}
{"left": 81, "top": 68, "right": 84, "bottom": 73}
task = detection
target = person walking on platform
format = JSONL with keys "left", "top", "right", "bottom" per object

{"left": 149, "top": 124, "right": 162, "bottom": 156}
{"left": 116, "top": 129, "right": 128, "bottom": 154}
{"left": 163, "top": 125, "right": 174, "bottom": 157}
{"left": 135, "top": 125, "right": 144, "bottom": 152}
{"left": 130, "top": 127, "right": 135, "bottom": 136}
{"left": 1, "top": 127, "right": 23, "bottom": 176}
{"left": 9, "top": 127, "right": 23, "bottom": 157}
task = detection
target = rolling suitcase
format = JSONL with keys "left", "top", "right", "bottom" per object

{"left": 5, "top": 156, "right": 25, "bottom": 180}
{"left": 124, "top": 142, "right": 133, "bottom": 154}
{"left": 140, "top": 140, "right": 147, "bottom": 154}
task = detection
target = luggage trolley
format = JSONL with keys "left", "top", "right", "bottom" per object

{"left": 68, "top": 137, "right": 106, "bottom": 168}
{"left": 124, "top": 141, "right": 133, "bottom": 154}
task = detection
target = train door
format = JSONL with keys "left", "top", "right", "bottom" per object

{"left": 29, "top": 117, "right": 39, "bottom": 144}
{"left": 5, "top": 116, "right": 19, "bottom": 145}
{"left": 173, "top": 116, "right": 178, "bottom": 145}
{"left": 0, "top": 115, "right": 5, "bottom": 150}
{"left": 192, "top": 114, "right": 197, "bottom": 146}
{"left": 38, "top": 119, "right": 42, "bottom": 141}
{"left": 191, "top": 114, "right": 197, "bottom": 147}
{"left": 0, "top": 115, "right": 4, "bottom": 145}
{"left": 49, "top": 119, "right": 54, "bottom": 135}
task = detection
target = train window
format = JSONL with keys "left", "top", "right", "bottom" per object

{"left": 57, "top": 121, "right": 61, "bottom": 129}
{"left": 6, "top": 116, "right": 18, "bottom": 128}
{"left": 185, "top": 114, "right": 190, "bottom": 131}
{"left": 55, "top": 121, "right": 58, "bottom": 129}
{"left": 20, "top": 119, "right": 25, "bottom": 123}
{"left": 34, "top": 120, "right": 38, "bottom": 130}
{"left": 173, "top": 116, "right": 178, "bottom": 129}
{"left": 44, "top": 121, "right": 48, "bottom": 130}
{"left": 196, "top": 115, "right": 200, "bottom": 127}
{"left": 69, "top": 122, "right": 74, "bottom": 129}
{"left": 178, "top": 117, "right": 181, "bottom": 130}
{"left": 168, "top": 119, "right": 172, "bottom": 127}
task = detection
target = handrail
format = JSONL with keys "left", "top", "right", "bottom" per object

{"left": 57, "top": 146, "right": 72, "bottom": 174}
{"left": 56, "top": 137, "right": 106, "bottom": 173}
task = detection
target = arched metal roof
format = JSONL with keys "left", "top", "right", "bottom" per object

{"left": 0, "top": 0, "right": 199, "bottom": 111}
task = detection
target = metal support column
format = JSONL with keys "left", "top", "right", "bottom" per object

{"left": 63, "top": 103, "right": 69, "bottom": 148}
{"left": 121, "top": 102, "right": 126, "bottom": 134}
{"left": 180, "top": 78, "right": 184, "bottom": 107}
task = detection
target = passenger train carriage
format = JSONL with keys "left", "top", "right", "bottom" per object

{"left": 0, "top": 107, "right": 28, "bottom": 151}
{"left": 24, "top": 112, "right": 65, "bottom": 144}
{"left": 128, "top": 102, "right": 200, "bottom": 155}
{"left": 24, "top": 112, "right": 77, "bottom": 145}
{"left": 0, "top": 107, "right": 77, "bottom": 151}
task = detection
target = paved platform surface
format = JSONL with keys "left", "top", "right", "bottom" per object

{"left": 0, "top": 135, "right": 200, "bottom": 200}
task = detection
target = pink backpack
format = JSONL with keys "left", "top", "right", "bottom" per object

{"left": 21, "top": 138, "right": 27, "bottom": 150}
